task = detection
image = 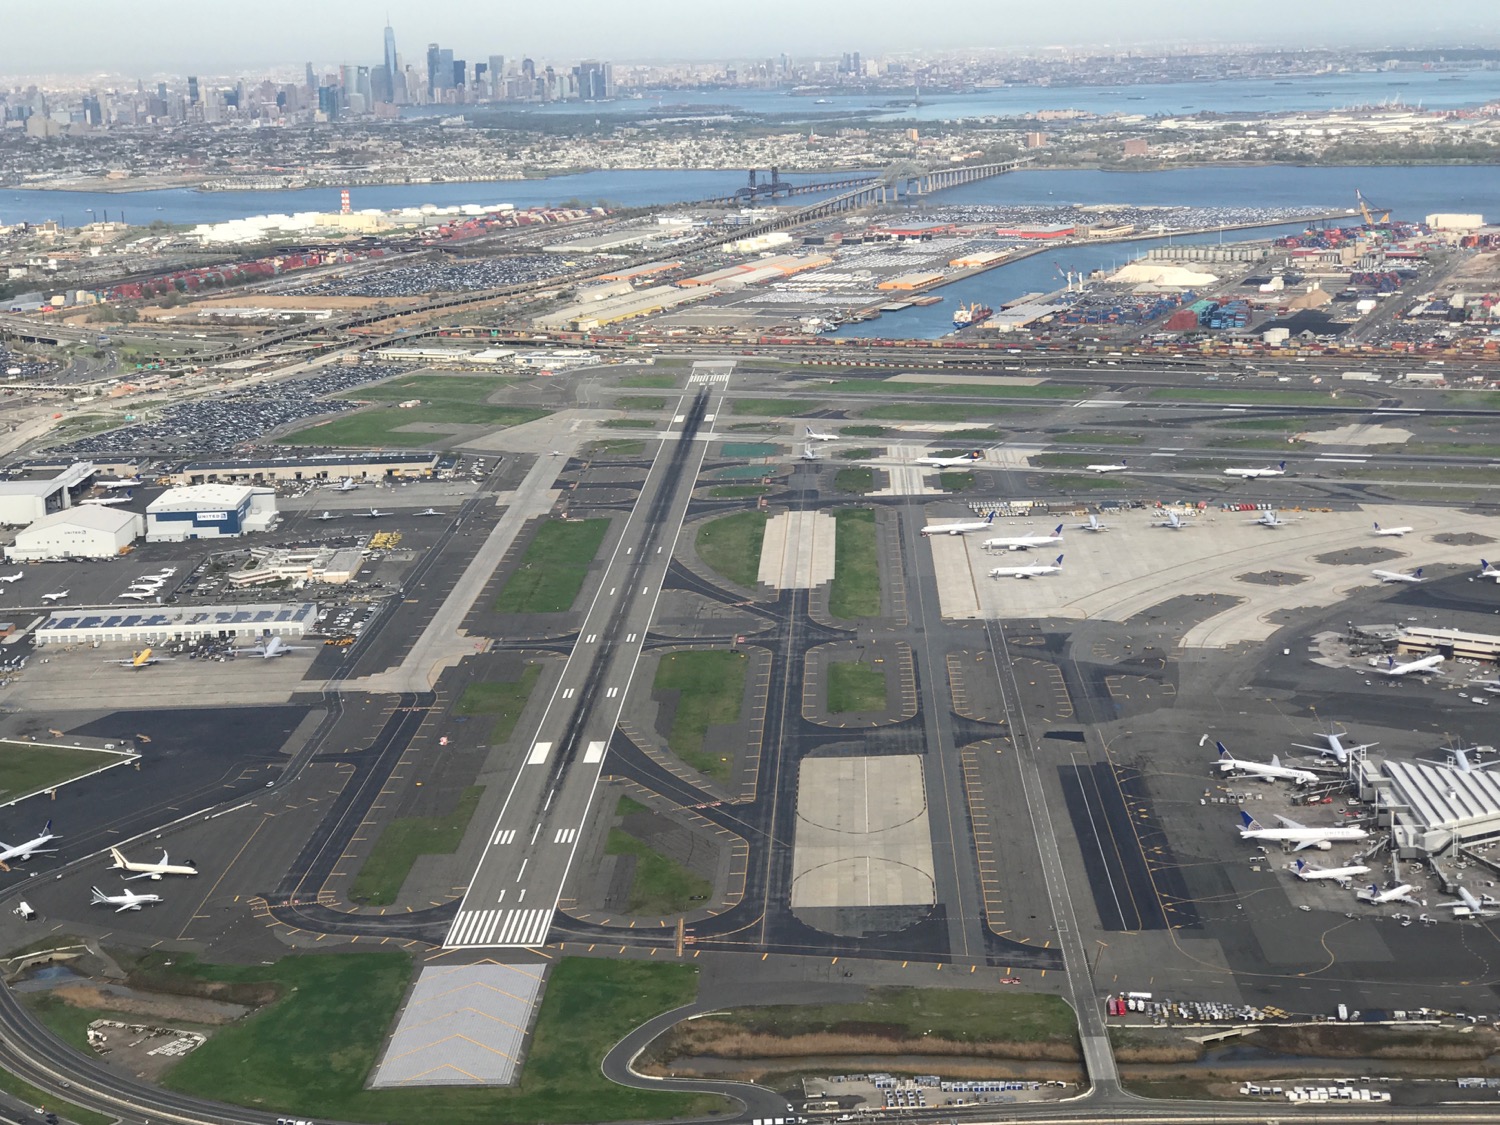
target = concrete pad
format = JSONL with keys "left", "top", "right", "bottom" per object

{"left": 372, "top": 962, "right": 545, "bottom": 1087}
{"left": 1300, "top": 423, "right": 1413, "bottom": 446}
{"left": 954, "top": 503, "right": 1500, "bottom": 648}
{"left": 757, "top": 511, "right": 837, "bottom": 589}
{"left": 929, "top": 535, "right": 982, "bottom": 619}
{"left": 867, "top": 449, "right": 945, "bottom": 497}
{"left": 790, "top": 755, "right": 936, "bottom": 909}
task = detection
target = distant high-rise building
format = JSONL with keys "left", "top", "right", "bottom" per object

{"left": 187, "top": 76, "right": 199, "bottom": 104}
{"left": 382, "top": 22, "right": 398, "bottom": 102}
{"left": 488, "top": 55, "right": 505, "bottom": 98}
{"left": 522, "top": 57, "right": 535, "bottom": 81}
{"left": 317, "top": 85, "right": 339, "bottom": 120}
{"left": 452, "top": 59, "right": 466, "bottom": 88}
{"left": 574, "top": 60, "right": 609, "bottom": 101}
{"left": 426, "top": 43, "right": 440, "bottom": 96}
{"left": 852, "top": 51, "right": 862, "bottom": 76}
{"left": 474, "top": 61, "right": 487, "bottom": 88}
{"left": 438, "top": 48, "right": 455, "bottom": 91}
{"left": 304, "top": 62, "right": 315, "bottom": 92}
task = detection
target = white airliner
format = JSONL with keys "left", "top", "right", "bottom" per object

{"left": 799, "top": 445, "right": 821, "bottom": 462}
{"left": 989, "top": 554, "right": 1064, "bottom": 579}
{"left": 312, "top": 511, "right": 341, "bottom": 521}
{"left": 1374, "top": 653, "right": 1444, "bottom": 677}
{"left": 0, "top": 821, "right": 59, "bottom": 870}
{"left": 1292, "top": 859, "right": 1371, "bottom": 882}
{"left": 1479, "top": 560, "right": 1500, "bottom": 583}
{"left": 805, "top": 425, "right": 837, "bottom": 442}
{"left": 366, "top": 508, "right": 391, "bottom": 519}
{"left": 916, "top": 449, "right": 983, "bottom": 468}
{"left": 1292, "top": 730, "right": 1376, "bottom": 765}
{"left": 90, "top": 886, "right": 162, "bottom": 913}
{"left": 1152, "top": 511, "right": 1191, "bottom": 530}
{"left": 129, "top": 581, "right": 164, "bottom": 592}
{"left": 982, "top": 523, "right": 1064, "bottom": 552}
{"left": 1239, "top": 811, "right": 1368, "bottom": 851}
{"left": 80, "top": 494, "right": 132, "bottom": 506}
{"left": 1215, "top": 741, "right": 1317, "bottom": 785}
{"left": 1086, "top": 459, "right": 1129, "bottom": 474}
{"left": 1223, "top": 460, "right": 1287, "bottom": 478}
{"left": 1441, "top": 886, "right": 1498, "bottom": 917}
{"left": 0, "top": 572, "right": 23, "bottom": 584}
{"left": 1372, "top": 522, "right": 1413, "bottom": 537}
{"left": 96, "top": 477, "right": 142, "bottom": 491}
{"left": 1372, "top": 567, "right": 1423, "bottom": 584}
{"left": 1358, "top": 882, "right": 1419, "bottom": 906}
{"left": 1078, "top": 514, "right": 1110, "bottom": 533}
{"left": 109, "top": 847, "right": 197, "bottom": 881}
{"left": 416, "top": 508, "right": 443, "bottom": 516}
{"left": 119, "top": 592, "right": 155, "bottom": 602}
{"left": 1249, "top": 510, "right": 1287, "bottom": 528}
{"left": 328, "top": 477, "right": 360, "bottom": 492}
{"left": 236, "top": 637, "right": 314, "bottom": 660}
{"left": 921, "top": 511, "right": 995, "bottom": 537}
{"left": 40, "top": 590, "right": 69, "bottom": 603}
{"left": 156, "top": 567, "right": 177, "bottom": 577}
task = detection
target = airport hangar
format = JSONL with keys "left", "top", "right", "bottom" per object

{"left": 5, "top": 505, "right": 143, "bottom": 561}
{"left": 145, "top": 484, "right": 277, "bottom": 542}
{"left": 34, "top": 602, "right": 318, "bottom": 646}
{"left": 0, "top": 462, "right": 96, "bottom": 525}
{"left": 168, "top": 451, "right": 439, "bottom": 486}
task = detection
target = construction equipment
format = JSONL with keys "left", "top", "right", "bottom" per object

{"left": 1356, "top": 189, "right": 1391, "bottom": 227}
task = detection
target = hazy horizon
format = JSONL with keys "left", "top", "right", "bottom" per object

{"left": 5, "top": 0, "right": 1500, "bottom": 76}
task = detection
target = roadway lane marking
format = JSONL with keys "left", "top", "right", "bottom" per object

{"left": 530, "top": 824, "right": 541, "bottom": 844}
{"left": 562, "top": 687, "right": 576, "bottom": 699}
{"left": 554, "top": 828, "right": 578, "bottom": 844}
{"left": 584, "top": 740, "right": 607, "bottom": 764}
{"left": 625, "top": 633, "right": 637, "bottom": 643}
{"left": 586, "top": 633, "right": 598, "bottom": 643}
{"left": 491, "top": 828, "right": 517, "bottom": 846}
{"left": 605, "top": 687, "right": 618, "bottom": 698}
{"left": 609, "top": 587, "right": 616, "bottom": 595}
{"left": 527, "top": 741, "right": 552, "bottom": 765}
{"left": 517, "top": 859, "right": 529, "bottom": 880}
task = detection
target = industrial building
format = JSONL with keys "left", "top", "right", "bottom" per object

{"left": 0, "top": 462, "right": 95, "bottom": 526}
{"left": 5, "top": 506, "right": 143, "bottom": 561}
{"left": 226, "top": 546, "right": 364, "bottom": 588}
{"left": 533, "top": 284, "right": 710, "bottom": 331}
{"left": 34, "top": 602, "right": 319, "bottom": 647}
{"left": 170, "top": 452, "right": 438, "bottom": 486}
{"left": 146, "top": 484, "right": 277, "bottom": 542}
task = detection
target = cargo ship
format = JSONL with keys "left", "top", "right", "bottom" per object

{"left": 952, "top": 302, "right": 993, "bottom": 329}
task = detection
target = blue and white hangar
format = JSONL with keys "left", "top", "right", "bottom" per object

{"left": 146, "top": 484, "right": 277, "bottom": 543}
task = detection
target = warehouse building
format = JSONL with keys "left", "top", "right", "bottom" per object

{"left": 35, "top": 602, "right": 318, "bottom": 647}
{"left": 146, "top": 484, "right": 277, "bottom": 542}
{"left": 0, "top": 462, "right": 95, "bottom": 526}
{"left": 171, "top": 452, "right": 438, "bottom": 486}
{"left": 5, "top": 506, "right": 143, "bottom": 561}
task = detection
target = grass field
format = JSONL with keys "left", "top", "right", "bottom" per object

{"left": 940, "top": 470, "right": 975, "bottom": 492}
{"left": 826, "top": 660, "right": 888, "bottom": 714}
{"left": 655, "top": 650, "right": 747, "bottom": 782}
{"left": 695, "top": 510, "right": 767, "bottom": 588}
{"left": 349, "top": 787, "right": 485, "bottom": 906}
{"left": 279, "top": 374, "right": 546, "bottom": 447}
{"left": 821, "top": 379, "right": 1079, "bottom": 400}
{"left": 0, "top": 741, "right": 124, "bottom": 801}
{"left": 494, "top": 519, "right": 610, "bottom": 614}
{"left": 600, "top": 416, "right": 659, "bottom": 429}
{"left": 1146, "top": 387, "right": 1357, "bottom": 407}
{"left": 828, "top": 508, "right": 880, "bottom": 620}
{"left": 605, "top": 829, "right": 713, "bottom": 914}
{"left": 1042, "top": 473, "right": 1130, "bottom": 490}
{"left": 835, "top": 467, "right": 874, "bottom": 494}
{"left": 615, "top": 395, "right": 669, "bottom": 411}
{"left": 720, "top": 442, "right": 779, "bottom": 458}
{"left": 152, "top": 952, "right": 718, "bottom": 1124}
{"left": 713, "top": 988, "right": 1076, "bottom": 1044}
{"left": 1403, "top": 441, "right": 1500, "bottom": 458}
{"left": 943, "top": 428, "right": 1005, "bottom": 441}
{"left": 1214, "top": 415, "right": 1324, "bottom": 431}
{"left": 1031, "top": 453, "right": 1098, "bottom": 467}
{"left": 861, "top": 403, "right": 1034, "bottom": 422}
{"left": 836, "top": 447, "right": 876, "bottom": 460}
{"left": 618, "top": 373, "right": 680, "bottom": 388}
{"left": 455, "top": 664, "right": 542, "bottom": 745}
{"left": 732, "top": 398, "right": 828, "bottom": 416}
{"left": 1054, "top": 431, "right": 1145, "bottom": 445}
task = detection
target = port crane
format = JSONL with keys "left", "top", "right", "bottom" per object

{"left": 1355, "top": 189, "right": 1391, "bottom": 227}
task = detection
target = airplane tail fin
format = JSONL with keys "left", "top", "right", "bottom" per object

{"left": 1414, "top": 568, "right": 1422, "bottom": 579}
{"left": 1294, "top": 859, "right": 1307, "bottom": 872}
{"left": 108, "top": 847, "right": 125, "bottom": 868}
{"left": 1051, "top": 524, "right": 1063, "bottom": 536}
{"left": 1053, "top": 554, "right": 1064, "bottom": 567}
{"left": 1240, "top": 811, "right": 1262, "bottom": 831}
{"left": 1277, "top": 460, "right": 1287, "bottom": 470}
{"left": 42, "top": 820, "right": 52, "bottom": 836}
{"left": 90, "top": 887, "right": 108, "bottom": 904}
{"left": 1216, "top": 741, "right": 1230, "bottom": 759}
{"left": 1484, "top": 559, "right": 1493, "bottom": 573}
{"left": 1271, "top": 754, "right": 1282, "bottom": 767}
{"left": 1373, "top": 522, "right": 1379, "bottom": 531}
{"left": 985, "top": 511, "right": 995, "bottom": 524}
{"left": 967, "top": 450, "right": 982, "bottom": 460}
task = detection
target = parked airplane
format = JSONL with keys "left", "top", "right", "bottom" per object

{"left": 0, "top": 821, "right": 59, "bottom": 870}
{"left": 915, "top": 449, "right": 983, "bottom": 468}
{"left": 80, "top": 494, "right": 132, "bottom": 506}
{"left": 415, "top": 508, "right": 443, "bottom": 516}
{"left": 327, "top": 477, "right": 360, "bottom": 492}
{"left": 1292, "top": 859, "right": 1371, "bottom": 882}
{"left": 128, "top": 581, "right": 164, "bottom": 591}
{"left": 1078, "top": 514, "right": 1110, "bottom": 533}
{"left": 0, "top": 572, "right": 23, "bottom": 584}
{"left": 1086, "top": 459, "right": 1129, "bottom": 474}
{"left": 90, "top": 886, "right": 162, "bottom": 913}
{"left": 1358, "top": 882, "right": 1419, "bottom": 906}
{"left": 108, "top": 847, "right": 197, "bottom": 881}
{"left": 1374, "top": 653, "right": 1445, "bottom": 677}
{"left": 1152, "top": 511, "right": 1192, "bottom": 530}
{"left": 118, "top": 592, "right": 155, "bottom": 602}
{"left": 982, "top": 524, "right": 1064, "bottom": 552}
{"left": 804, "top": 425, "right": 838, "bottom": 442}
{"left": 311, "top": 511, "right": 341, "bottom": 521}
{"left": 1238, "top": 811, "right": 1368, "bottom": 851}
{"left": 40, "top": 590, "right": 69, "bottom": 602}
{"left": 799, "top": 445, "right": 821, "bottom": 462}
{"left": 1292, "top": 730, "right": 1377, "bottom": 764}
{"left": 1372, "top": 567, "right": 1424, "bottom": 584}
{"left": 96, "top": 477, "right": 142, "bottom": 491}
{"left": 236, "top": 637, "right": 314, "bottom": 660}
{"left": 365, "top": 509, "right": 391, "bottom": 519}
{"left": 1479, "top": 560, "right": 1500, "bottom": 583}
{"left": 155, "top": 567, "right": 177, "bottom": 577}
{"left": 1441, "top": 886, "right": 1498, "bottom": 917}
{"left": 989, "top": 554, "right": 1064, "bottom": 579}
{"left": 920, "top": 511, "right": 995, "bottom": 537}
{"left": 1223, "top": 460, "right": 1287, "bottom": 478}
{"left": 1215, "top": 742, "right": 1317, "bottom": 785}
{"left": 105, "top": 647, "right": 175, "bottom": 670}
{"left": 1372, "top": 522, "right": 1413, "bottom": 537}
{"left": 1250, "top": 510, "right": 1287, "bottom": 528}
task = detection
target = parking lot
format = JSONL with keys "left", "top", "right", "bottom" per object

{"left": 280, "top": 255, "right": 573, "bottom": 298}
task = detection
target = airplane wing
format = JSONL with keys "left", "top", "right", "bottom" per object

{"left": 115, "top": 902, "right": 139, "bottom": 912}
{"left": 1274, "top": 815, "right": 1306, "bottom": 829}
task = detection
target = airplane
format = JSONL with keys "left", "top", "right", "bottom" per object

{"left": 311, "top": 511, "right": 341, "bottom": 521}
{"left": 118, "top": 592, "right": 155, "bottom": 602}
{"left": 327, "top": 477, "right": 360, "bottom": 492}
{"left": 1372, "top": 522, "right": 1413, "bottom": 537}
{"left": 804, "top": 425, "right": 838, "bottom": 442}
{"left": 920, "top": 511, "right": 995, "bottom": 537}
{"left": 989, "top": 554, "right": 1064, "bottom": 579}
{"left": 155, "top": 568, "right": 177, "bottom": 577}
{"left": 105, "top": 647, "right": 175, "bottom": 670}
{"left": 80, "top": 495, "right": 132, "bottom": 507}
{"left": 799, "top": 445, "right": 821, "bottom": 462}
{"left": 1086, "top": 459, "right": 1129, "bottom": 474}
{"left": 1078, "top": 514, "right": 1110, "bottom": 533}
{"left": 1214, "top": 741, "right": 1318, "bottom": 785}
{"left": 1292, "top": 730, "right": 1377, "bottom": 765}
{"left": 235, "top": 637, "right": 314, "bottom": 660}
{"left": 1250, "top": 510, "right": 1287, "bottom": 528}
{"left": 1479, "top": 560, "right": 1500, "bottom": 583}
{"left": 128, "top": 580, "right": 164, "bottom": 591}
{"left": 96, "top": 477, "right": 142, "bottom": 491}
{"left": 1440, "top": 886, "right": 1498, "bottom": 918}
{"left": 0, "top": 820, "right": 59, "bottom": 870}
{"left": 90, "top": 886, "right": 162, "bottom": 913}
{"left": 1372, "top": 567, "right": 1424, "bottom": 584}
{"left": 415, "top": 508, "right": 443, "bottom": 516}
{"left": 0, "top": 572, "right": 23, "bottom": 584}
{"left": 1358, "top": 882, "right": 1419, "bottom": 906}
{"left": 982, "top": 523, "right": 1064, "bottom": 552}
{"left": 1292, "top": 859, "right": 1371, "bottom": 882}
{"left": 1152, "top": 511, "right": 1192, "bottom": 530}
{"left": 365, "top": 509, "right": 390, "bottom": 519}
{"left": 915, "top": 449, "right": 983, "bottom": 468}
{"left": 109, "top": 847, "right": 198, "bottom": 881}
{"left": 1373, "top": 653, "right": 1444, "bottom": 677}
{"left": 1223, "top": 460, "right": 1287, "bottom": 478}
{"left": 40, "top": 590, "right": 69, "bottom": 603}
{"left": 1238, "top": 811, "right": 1368, "bottom": 851}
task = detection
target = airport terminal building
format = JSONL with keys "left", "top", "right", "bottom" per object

{"left": 35, "top": 602, "right": 319, "bottom": 647}
{"left": 146, "top": 484, "right": 277, "bottom": 542}
{"left": 1357, "top": 757, "right": 1500, "bottom": 857}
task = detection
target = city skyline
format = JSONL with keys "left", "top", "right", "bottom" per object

{"left": 5, "top": 0, "right": 1500, "bottom": 75}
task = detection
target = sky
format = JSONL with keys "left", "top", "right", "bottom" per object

{"left": 5, "top": 0, "right": 1499, "bottom": 75}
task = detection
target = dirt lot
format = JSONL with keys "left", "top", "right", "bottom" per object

{"left": 51, "top": 981, "right": 248, "bottom": 1024}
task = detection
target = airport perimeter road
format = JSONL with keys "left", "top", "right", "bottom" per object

{"left": 444, "top": 390, "right": 720, "bottom": 949}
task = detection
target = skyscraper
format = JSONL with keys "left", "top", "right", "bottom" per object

{"left": 187, "top": 76, "right": 199, "bottom": 104}
{"left": 487, "top": 55, "right": 505, "bottom": 99}
{"left": 382, "top": 22, "right": 398, "bottom": 102}
{"left": 426, "top": 43, "right": 440, "bottom": 96}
